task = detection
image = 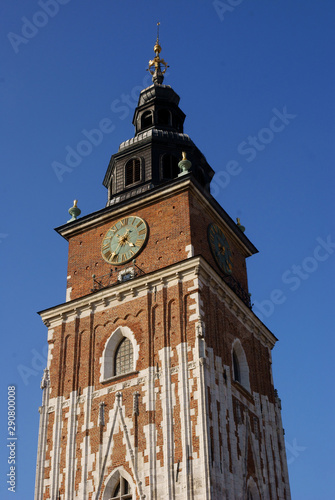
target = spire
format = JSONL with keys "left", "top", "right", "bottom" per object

{"left": 147, "top": 22, "right": 169, "bottom": 84}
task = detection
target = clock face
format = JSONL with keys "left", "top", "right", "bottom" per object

{"left": 101, "top": 216, "right": 148, "bottom": 265}
{"left": 208, "top": 223, "right": 233, "bottom": 274}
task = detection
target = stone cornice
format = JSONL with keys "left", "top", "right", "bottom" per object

{"left": 39, "top": 255, "right": 277, "bottom": 349}
{"left": 38, "top": 256, "right": 200, "bottom": 325}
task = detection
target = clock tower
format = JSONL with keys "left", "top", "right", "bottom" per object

{"left": 35, "top": 36, "right": 291, "bottom": 500}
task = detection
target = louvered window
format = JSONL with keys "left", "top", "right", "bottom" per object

{"left": 125, "top": 159, "right": 141, "bottom": 186}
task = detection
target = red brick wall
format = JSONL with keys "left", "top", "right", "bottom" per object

{"left": 66, "top": 188, "right": 249, "bottom": 302}
{"left": 66, "top": 192, "right": 192, "bottom": 300}
{"left": 188, "top": 192, "right": 249, "bottom": 292}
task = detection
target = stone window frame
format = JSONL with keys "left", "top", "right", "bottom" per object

{"left": 100, "top": 326, "right": 139, "bottom": 383}
{"left": 231, "top": 339, "right": 250, "bottom": 392}
{"left": 246, "top": 476, "right": 260, "bottom": 500}
{"left": 103, "top": 467, "right": 134, "bottom": 500}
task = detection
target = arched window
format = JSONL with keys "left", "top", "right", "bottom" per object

{"left": 246, "top": 477, "right": 260, "bottom": 500}
{"left": 111, "top": 477, "right": 132, "bottom": 499}
{"left": 100, "top": 326, "right": 139, "bottom": 382}
{"left": 233, "top": 350, "right": 241, "bottom": 383}
{"left": 103, "top": 469, "right": 134, "bottom": 500}
{"left": 157, "top": 108, "right": 171, "bottom": 126}
{"left": 162, "top": 154, "right": 179, "bottom": 180}
{"left": 141, "top": 111, "right": 153, "bottom": 130}
{"left": 114, "top": 337, "right": 133, "bottom": 377}
{"left": 125, "top": 159, "right": 141, "bottom": 187}
{"left": 231, "top": 340, "right": 250, "bottom": 392}
{"left": 247, "top": 490, "right": 254, "bottom": 500}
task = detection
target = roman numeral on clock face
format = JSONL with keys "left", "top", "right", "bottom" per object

{"left": 135, "top": 239, "right": 144, "bottom": 247}
{"left": 104, "top": 250, "right": 112, "bottom": 261}
{"left": 120, "top": 218, "right": 129, "bottom": 226}
{"left": 102, "top": 238, "right": 111, "bottom": 248}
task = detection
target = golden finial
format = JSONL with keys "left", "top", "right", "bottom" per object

{"left": 154, "top": 22, "right": 161, "bottom": 53}
{"left": 147, "top": 22, "right": 169, "bottom": 84}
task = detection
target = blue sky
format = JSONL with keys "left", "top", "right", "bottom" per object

{"left": 1, "top": 1, "right": 334, "bottom": 498}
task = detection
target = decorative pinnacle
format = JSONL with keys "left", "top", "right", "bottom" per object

{"left": 236, "top": 218, "right": 245, "bottom": 233}
{"left": 178, "top": 152, "right": 192, "bottom": 176}
{"left": 67, "top": 199, "right": 81, "bottom": 223}
{"left": 147, "top": 22, "right": 169, "bottom": 84}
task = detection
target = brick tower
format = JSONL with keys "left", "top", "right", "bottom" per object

{"left": 35, "top": 36, "right": 291, "bottom": 500}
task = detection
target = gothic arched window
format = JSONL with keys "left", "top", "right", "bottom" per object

{"left": 125, "top": 159, "right": 141, "bottom": 187}
{"left": 233, "top": 350, "right": 241, "bottom": 383}
{"left": 100, "top": 326, "right": 138, "bottom": 382}
{"left": 247, "top": 490, "right": 254, "bottom": 500}
{"left": 103, "top": 469, "right": 134, "bottom": 500}
{"left": 246, "top": 477, "right": 260, "bottom": 500}
{"left": 114, "top": 337, "right": 133, "bottom": 377}
{"left": 111, "top": 477, "right": 132, "bottom": 499}
{"left": 162, "top": 154, "right": 179, "bottom": 180}
{"left": 232, "top": 340, "right": 250, "bottom": 392}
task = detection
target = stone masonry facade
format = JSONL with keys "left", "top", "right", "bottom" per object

{"left": 35, "top": 181, "right": 291, "bottom": 499}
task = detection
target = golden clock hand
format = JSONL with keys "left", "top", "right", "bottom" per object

{"left": 111, "top": 242, "right": 122, "bottom": 257}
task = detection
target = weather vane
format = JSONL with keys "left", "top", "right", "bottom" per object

{"left": 147, "top": 21, "right": 169, "bottom": 84}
